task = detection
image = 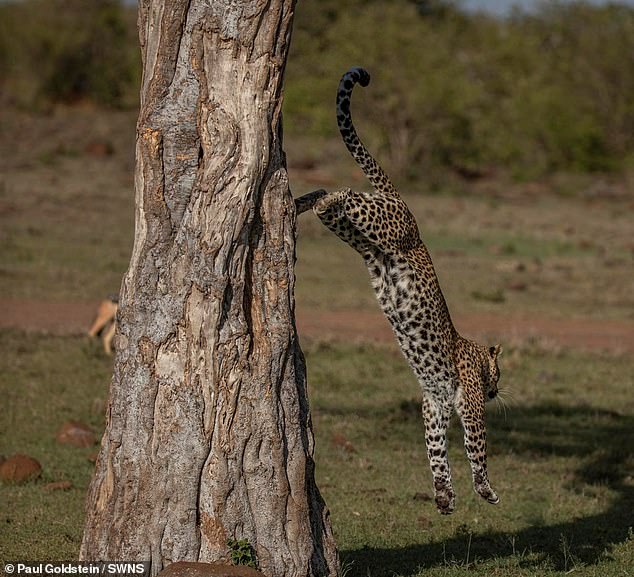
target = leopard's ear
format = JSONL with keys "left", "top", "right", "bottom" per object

{"left": 489, "top": 344, "right": 502, "bottom": 358}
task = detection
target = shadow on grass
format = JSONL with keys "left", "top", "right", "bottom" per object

{"left": 342, "top": 403, "right": 634, "bottom": 575}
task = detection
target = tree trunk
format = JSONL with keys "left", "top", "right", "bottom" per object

{"left": 79, "top": 2, "right": 339, "bottom": 576}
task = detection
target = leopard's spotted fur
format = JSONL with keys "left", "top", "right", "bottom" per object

{"left": 296, "top": 67, "right": 502, "bottom": 514}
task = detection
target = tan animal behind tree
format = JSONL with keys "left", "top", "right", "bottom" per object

{"left": 87, "top": 297, "right": 118, "bottom": 355}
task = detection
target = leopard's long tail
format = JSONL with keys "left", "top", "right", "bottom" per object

{"left": 337, "top": 67, "right": 398, "bottom": 196}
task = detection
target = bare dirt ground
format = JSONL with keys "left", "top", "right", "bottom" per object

{"left": 2, "top": 299, "right": 632, "bottom": 354}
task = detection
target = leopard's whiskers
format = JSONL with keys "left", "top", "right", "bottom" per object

{"left": 497, "top": 386, "right": 515, "bottom": 404}
{"left": 494, "top": 396, "right": 507, "bottom": 420}
{"left": 494, "top": 387, "right": 514, "bottom": 421}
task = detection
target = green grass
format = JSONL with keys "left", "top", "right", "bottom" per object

{"left": 2, "top": 331, "right": 633, "bottom": 576}
{"left": 0, "top": 331, "right": 112, "bottom": 561}
{"left": 306, "top": 341, "right": 634, "bottom": 577}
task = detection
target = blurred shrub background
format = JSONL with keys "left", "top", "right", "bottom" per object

{"left": 1, "top": 0, "right": 633, "bottom": 180}
{"left": 0, "top": 0, "right": 139, "bottom": 108}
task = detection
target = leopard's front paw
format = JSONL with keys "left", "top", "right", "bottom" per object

{"left": 473, "top": 474, "right": 500, "bottom": 505}
{"left": 313, "top": 187, "right": 351, "bottom": 216}
{"left": 295, "top": 189, "right": 327, "bottom": 215}
{"left": 434, "top": 482, "right": 456, "bottom": 515}
{"left": 477, "top": 485, "right": 500, "bottom": 505}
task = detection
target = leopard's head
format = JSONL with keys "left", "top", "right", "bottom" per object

{"left": 481, "top": 344, "right": 502, "bottom": 402}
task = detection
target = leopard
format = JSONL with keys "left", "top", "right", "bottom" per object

{"left": 295, "top": 67, "right": 502, "bottom": 515}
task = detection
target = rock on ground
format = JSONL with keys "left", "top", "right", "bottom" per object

{"left": 0, "top": 454, "right": 42, "bottom": 483}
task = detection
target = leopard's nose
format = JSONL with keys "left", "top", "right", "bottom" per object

{"left": 488, "top": 390, "right": 497, "bottom": 399}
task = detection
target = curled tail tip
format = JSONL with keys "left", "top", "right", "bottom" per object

{"left": 342, "top": 66, "right": 371, "bottom": 88}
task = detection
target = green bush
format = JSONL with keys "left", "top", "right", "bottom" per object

{"left": 0, "top": 0, "right": 139, "bottom": 108}
{"left": 285, "top": 0, "right": 634, "bottom": 179}
{"left": 1, "top": 0, "right": 632, "bottom": 177}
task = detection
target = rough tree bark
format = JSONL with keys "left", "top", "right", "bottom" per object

{"left": 79, "top": 2, "right": 339, "bottom": 576}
